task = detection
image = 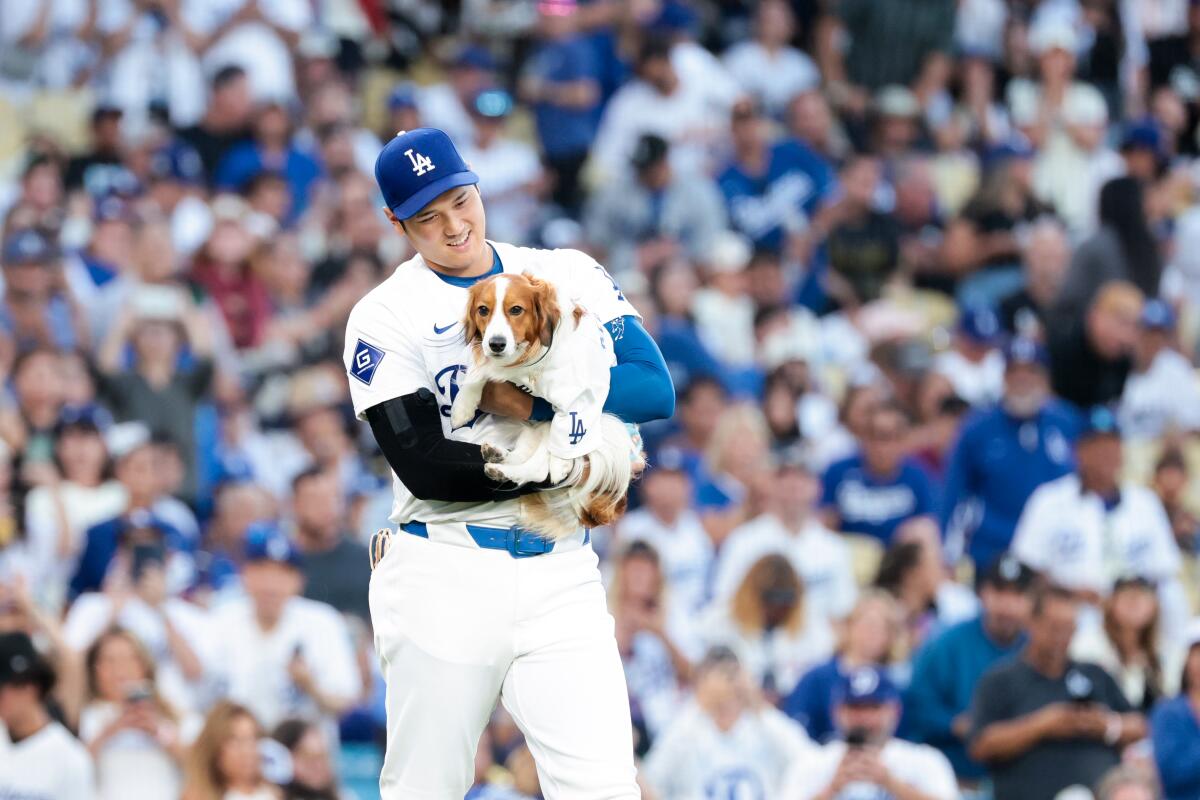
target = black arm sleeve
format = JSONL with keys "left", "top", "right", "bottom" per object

{"left": 364, "top": 389, "right": 545, "bottom": 504}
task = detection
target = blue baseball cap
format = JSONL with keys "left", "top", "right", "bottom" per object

{"left": 455, "top": 45, "right": 496, "bottom": 72}
{"left": 387, "top": 82, "right": 419, "bottom": 112}
{"left": 374, "top": 128, "right": 479, "bottom": 220}
{"left": 244, "top": 522, "right": 304, "bottom": 569}
{"left": 55, "top": 403, "right": 112, "bottom": 436}
{"left": 959, "top": 305, "right": 1002, "bottom": 343}
{"left": 1080, "top": 405, "right": 1122, "bottom": 439}
{"left": 833, "top": 666, "right": 900, "bottom": 707}
{"left": 1140, "top": 298, "right": 1176, "bottom": 330}
{"left": 2, "top": 229, "right": 58, "bottom": 265}
{"left": 983, "top": 137, "right": 1035, "bottom": 169}
{"left": 1004, "top": 336, "right": 1050, "bottom": 369}
{"left": 93, "top": 194, "right": 134, "bottom": 224}
{"left": 119, "top": 509, "right": 179, "bottom": 541}
{"left": 1121, "top": 120, "right": 1164, "bottom": 154}
{"left": 149, "top": 141, "right": 204, "bottom": 185}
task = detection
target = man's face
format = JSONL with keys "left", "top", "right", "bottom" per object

{"left": 388, "top": 185, "right": 488, "bottom": 273}
{"left": 294, "top": 472, "right": 344, "bottom": 538}
{"left": 1076, "top": 435, "right": 1123, "bottom": 491}
{"left": 116, "top": 446, "right": 160, "bottom": 499}
{"left": 1003, "top": 362, "right": 1049, "bottom": 415}
{"left": 681, "top": 384, "right": 727, "bottom": 442}
{"left": 641, "top": 469, "right": 689, "bottom": 518}
{"left": 639, "top": 56, "right": 677, "bottom": 94}
{"left": 863, "top": 409, "right": 907, "bottom": 473}
{"left": 216, "top": 76, "right": 252, "bottom": 124}
{"left": 980, "top": 584, "right": 1032, "bottom": 643}
{"left": 835, "top": 701, "right": 898, "bottom": 741}
{"left": 1029, "top": 596, "right": 1078, "bottom": 657}
{"left": 0, "top": 682, "right": 37, "bottom": 727}
{"left": 242, "top": 561, "right": 303, "bottom": 619}
{"left": 776, "top": 467, "right": 818, "bottom": 514}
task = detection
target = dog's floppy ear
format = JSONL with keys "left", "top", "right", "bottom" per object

{"left": 526, "top": 274, "right": 560, "bottom": 348}
{"left": 462, "top": 281, "right": 486, "bottom": 350}
{"left": 580, "top": 490, "right": 628, "bottom": 529}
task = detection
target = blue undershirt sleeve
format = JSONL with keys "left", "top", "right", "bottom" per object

{"left": 528, "top": 316, "right": 675, "bottom": 425}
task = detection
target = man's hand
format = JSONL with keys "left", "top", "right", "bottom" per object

{"left": 479, "top": 381, "right": 535, "bottom": 420}
{"left": 1037, "top": 702, "right": 1089, "bottom": 740}
{"left": 951, "top": 712, "right": 972, "bottom": 740}
{"left": 1070, "top": 705, "right": 1112, "bottom": 740}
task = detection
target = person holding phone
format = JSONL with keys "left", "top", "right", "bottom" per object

{"left": 780, "top": 665, "right": 957, "bottom": 800}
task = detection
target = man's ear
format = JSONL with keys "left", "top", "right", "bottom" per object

{"left": 383, "top": 207, "right": 407, "bottom": 236}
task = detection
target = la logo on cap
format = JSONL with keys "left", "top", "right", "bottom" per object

{"left": 405, "top": 148, "right": 436, "bottom": 176}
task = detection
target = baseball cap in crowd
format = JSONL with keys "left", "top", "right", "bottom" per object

{"left": 454, "top": 45, "right": 496, "bottom": 72}
{"left": 874, "top": 85, "right": 921, "bottom": 119}
{"left": 1063, "top": 84, "right": 1108, "bottom": 128}
{"left": 2, "top": 229, "right": 58, "bottom": 266}
{"left": 1003, "top": 336, "right": 1050, "bottom": 369}
{"left": 1080, "top": 405, "right": 1122, "bottom": 440}
{"left": 652, "top": 445, "right": 687, "bottom": 474}
{"left": 983, "top": 137, "right": 1035, "bottom": 169}
{"left": 833, "top": 666, "right": 900, "bottom": 707}
{"left": 976, "top": 552, "right": 1036, "bottom": 592}
{"left": 93, "top": 194, "right": 135, "bottom": 225}
{"left": 106, "top": 421, "right": 153, "bottom": 460}
{"left": 0, "top": 632, "right": 55, "bottom": 694}
{"left": 91, "top": 103, "right": 123, "bottom": 124}
{"left": 472, "top": 88, "right": 514, "bottom": 119}
{"left": 707, "top": 230, "right": 752, "bottom": 275}
{"left": 387, "top": 82, "right": 419, "bottom": 112}
{"left": 631, "top": 133, "right": 670, "bottom": 171}
{"left": 696, "top": 644, "right": 740, "bottom": 672}
{"left": 959, "top": 305, "right": 1002, "bottom": 344}
{"left": 1029, "top": 18, "right": 1079, "bottom": 56}
{"left": 1139, "top": 299, "right": 1176, "bottom": 330}
{"left": 1121, "top": 120, "right": 1165, "bottom": 156}
{"left": 55, "top": 403, "right": 113, "bottom": 437}
{"left": 244, "top": 522, "right": 304, "bottom": 569}
{"left": 149, "top": 141, "right": 205, "bottom": 185}
{"left": 374, "top": 128, "right": 480, "bottom": 220}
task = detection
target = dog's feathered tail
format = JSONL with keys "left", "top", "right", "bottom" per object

{"left": 520, "top": 415, "right": 646, "bottom": 540}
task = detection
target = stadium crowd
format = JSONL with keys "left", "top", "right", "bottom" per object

{"left": 4, "top": 0, "right": 1200, "bottom": 798}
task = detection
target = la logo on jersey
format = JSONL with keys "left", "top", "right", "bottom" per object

{"left": 568, "top": 412, "right": 587, "bottom": 445}
{"left": 405, "top": 148, "right": 436, "bottom": 176}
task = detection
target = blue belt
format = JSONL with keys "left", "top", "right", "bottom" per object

{"left": 400, "top": 521, "right": 587, "bottom": 558}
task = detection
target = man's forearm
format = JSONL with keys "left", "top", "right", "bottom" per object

{"left": 970, "top": 711, "right": 1050, "bottom": 763}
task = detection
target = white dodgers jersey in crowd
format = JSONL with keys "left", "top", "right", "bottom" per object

{"left": 343, "top": 241, "right": 638, "bottom": 530}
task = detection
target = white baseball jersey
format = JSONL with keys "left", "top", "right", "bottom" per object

{"left": 0, "top": 720, "right": 95, "bottom": 800}
{"left": 779, "top": 739, "right": 958, "bottom": 800}
{"left": 642, "top": 701, "right": 814, "bottom": 800}
{"left": 343, "top": 241, "right": 638, "bottom": 529}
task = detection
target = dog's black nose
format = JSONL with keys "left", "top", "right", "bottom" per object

{"left": 487, "top": 336, "right": 506, "bottom": 353}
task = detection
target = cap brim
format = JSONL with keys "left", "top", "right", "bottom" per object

{"left": 391, "top": 171, "right": 479, "bottom": 220}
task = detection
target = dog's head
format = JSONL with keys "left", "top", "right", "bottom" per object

{"left": 463, "top": 272, "right": 560, "bottom": 366}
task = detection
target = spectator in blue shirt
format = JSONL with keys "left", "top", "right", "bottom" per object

{"left": 718, "top": 97, "right": 837, "bottom": 254}
{"left": 820, "top": 400, "right": 937, "bottom": 544}
{"left": 1151, "top": 620, "right": 1200, "bottom": 800}
{"left": 904, "top": 553, "right": 1035, "bottom": 783}
{"left": 215, "top": 101, "right": 323, "bottom": 223}
{"left": 940, "top": 337, "right": 1080, "bottom": 570}
{"left": 519, "top": 0, "right": 603, "bottom": 215}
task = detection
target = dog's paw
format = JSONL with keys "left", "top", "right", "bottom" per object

{"left": 484, "top": 463, "right": 509, "bottom": 482}
{"left": 481, "top": 442, "right": 508, "bottom": 463}
{"left": 449, "top": 400, "right": 477, "bottom": 429}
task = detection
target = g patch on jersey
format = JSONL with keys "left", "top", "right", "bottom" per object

{"left": 351, "top": 339, "right": 385, "bottom": 385}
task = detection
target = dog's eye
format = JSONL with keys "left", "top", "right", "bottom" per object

{"left": 509, "top": 305, "right": 524, "bottom": 316}
{"left": 477, "top": 306, "right": 490, "bottom": 317}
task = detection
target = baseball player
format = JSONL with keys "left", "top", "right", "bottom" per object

{"left": 344, "top": 128, "right": 675, "bottom": 798}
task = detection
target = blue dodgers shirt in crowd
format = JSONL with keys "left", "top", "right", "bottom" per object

{"left": 820, "top": 453, "right": 937, "bottom": 544}
{"left": 523, "top": 34, "right": 603, "bottom": 157}
{"left": 718, "top": 138, "right": 836, "bottom": 251}
{"left": 940, "top": 402, "right": 1080, "bottom": 569}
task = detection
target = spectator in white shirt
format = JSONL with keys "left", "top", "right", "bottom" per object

{"left": 0, "top": 632, "right": 95, "bottom": 800}
{"left": 714, "top": 450, "right": 857, "bottom": 626}
{"left": 642, "top": 645, "right": 815, "bottom": 799}
{"left": 1119, "top": 299, "right": 1200, "bottom": 439}
{"left": 933, "top": 305, "right": 1005, "bottom": 407}
{"left": 418, "top": 45, "right": 496, "bottom": 148}
{"left": 210, "top": 524, "right": 360, "bottom": 735}
{"left": 780, "top": 665, "right": 958, "bottom": 800}
{"left": 722, "top": 0, "right": 819, "bottom": 119}
{"left": 182, "top": 701, "right": 279, "bottom": 800}
{"left": 80, "top": 628, "right": 198, "bottom": 800}
{"left": 692, "top": 231, "right": 757, "bottom": 367}
{"left": 1013, "top": 405, "right": 1188, "bottom": 642}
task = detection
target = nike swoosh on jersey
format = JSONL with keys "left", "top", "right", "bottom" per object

{"left": 433, "top": 321, "right": 457, "bottom": 334}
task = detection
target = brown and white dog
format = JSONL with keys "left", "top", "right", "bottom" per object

{"left": 449, "top": 271, "right": 645, "bottom": 539}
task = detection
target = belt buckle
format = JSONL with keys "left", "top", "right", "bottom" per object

{"left": 507, "top": 526, "right": 550, "bottom": 558}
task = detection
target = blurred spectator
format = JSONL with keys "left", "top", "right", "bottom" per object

{"left": 79, "top": 628, "right": 195, "bottom": 800}
{"left": 586, "top": 133, "right": 727, "bottom": 277}
{"left": 940, "top": 337, "right": 1080, "bottom": 570}
{"left": 641, "top": 645, "right": 814, "bottom": 798}
{"left": 1050, "top": 280, "right": 1144, "bottom": 408}
{"left": 721, "top": 0, "right": 818, "bottom": 120}
{"left": 717, "top": 97, "right": 835, "bottom": 255}
{"left": 1056, "top": 177, "right": 1164, "bottom": 322}
{"left": 65, "top": 105, "right": 136, "bottom": 195}
{"left": 608, "top": 541, "right": 687, "bottom": 750}
{"left": 700, "top": 553, "right": 835, "bottom": 700}
{"left": 782, "top": 590, "right": 902, "bottom": 742}
{"left": 65, "top": 541, "right": 214, "bottom": 713}
{"left": 970, "top": 585, "right": 1147, "bottom": 800}
{"left": 270, "top": 718, "right": 339, "bottom": 800}
{"left": 1150, "top": 619, "right": 1200, "bottom": 800}
{"left": 215, "top": 101, "right": 322, "bottom": 223}
{"left": 519, "top": 0, "right": 602, "bottom": 216}
{"left": 290, "top": 468, "right": 370, "bottom": 623}
{"left": 905, "top": 553, "right": 1035, "bottom": 783}
{"left": 418, "top": 45, "right": 496, "bottom": 150}
{"left": 176, "top": 66, "right": 255, "bottom": 183}
{"left": 210, "top": 525, "right": 360, "bottom": 734}
{"left": 691, "top": 231, "right": 756, "bottom": 368}
{"left": 1070, "top": 576, "right": 1182, "bottom": 712}
{"left": 1012, "top": 405, "right": 1188, "bottom": 641}
{"left": 1, "top": 229, "right": 88, "bottom": 354}
{"left": 820, "top": 400, "right": 937, "bottom": 545}
{"left": 998, "top": 217, "right": 1071, "bottom": 339}
{"left": 643, "top": 259, "right": 728, "bottom": 394}
{"left": 181, "top": 701, "right": 275, "bottom": 800}
{"left": 1095, "top": 765, "right": 1164, "bottom": 800}
{"left": 715, "top": 450, "right": 857, "bottom": 626}
{"left": 0, "top": 632, "right": 94, "bottom": 799}
{"left": 779, "top": 665, "right": 958, "bottom": 799}
{"left": 823, "top": 155, "right": 901, "bottom": 307}
{"left": 1119, "top": 299, "right": 1200, "bottom": 438}
{"left": 190, "top": 211, "right": 271, "bottom": 350}
{"left": 4, "top": 155, "right": 66, "bottom": 235}
{"left": 459, "top": 89, "right": 543, "bottom": 245}
{"left": 932, "top": 305, "right": 1005, "bottom": 407}
{"left": 616, "top": 449, "right": 712, "bottom": 655}
{"left": 1151, "top": 448, "right": 1200, "bottom": 553}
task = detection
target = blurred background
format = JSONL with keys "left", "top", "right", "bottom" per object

{"left": 2, "top": 0, "right": 1200, "bottom": 798}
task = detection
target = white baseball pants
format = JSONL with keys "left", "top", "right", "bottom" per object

{"left": 369, "top": 529, "right": 640, "bottom": 798}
